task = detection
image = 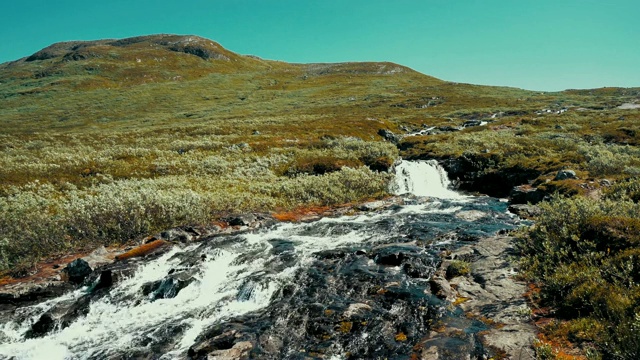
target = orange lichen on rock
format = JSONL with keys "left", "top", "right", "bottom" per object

{"left": 338, "top": 321, "right": 353, "bottom": 334}
{"left": 395, "top": 332, "right": 407, "bottom": 342}
{"left": 211, "top": 220, "right": 228, "bottom": 229}
{"left": 115, "top": 240, "right": 169, "bottom": 261}
{"left": 272, "top": 205, "right": 333, "bottom": 222}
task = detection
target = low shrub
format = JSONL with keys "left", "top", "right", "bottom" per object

{"left": 0, "top": 164, "right": 393, "bottom": 273}
{"left": 518, "top": 191, "right": 640, "bottom": 358}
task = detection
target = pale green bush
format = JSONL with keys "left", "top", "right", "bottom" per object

{"left": 578, "top": 143, "right": 640, "bottom": 176}
{"left": 0, "top": 161, "right": 394, "bottom": 271}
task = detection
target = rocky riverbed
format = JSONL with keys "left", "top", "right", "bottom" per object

{"left": 0, "top": 160, "right": 537, "bottom": 359}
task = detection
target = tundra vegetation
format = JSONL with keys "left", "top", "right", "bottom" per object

{"left": 1, "top": 35, "right": 639, "bottom": 358}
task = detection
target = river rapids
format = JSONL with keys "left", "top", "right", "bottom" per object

{"left": 0, "top": 160, "right": 524, "bottom": 359}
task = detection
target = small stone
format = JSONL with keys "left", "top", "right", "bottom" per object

{"left": 455, "top": 210, "right": 487, "bottom": 222}
{"left": 63, "top": 259, "right": 92, "bottom": 284}
{"left": 421, "top": 345, "right": 440, "bottom": 360}
{"left": 462, "top": 120, "right": 483, "bottom": 127}
{"left": 357, "top": 200, "right": 387, "bottom": 211}
{"left": 207, "top": 340, "right": 252, "bottom": 360}
{"left": 377, "top": 129, "right": 400, "bottom": 143}
{"left": 160, "top": 228, "right": 193, "bottom": 243}
{"left": 343, "top": 303, "right": 373, "bottom": 318}
{"left": 227, "top": 214, "right": 257, "bottom": 227}
{"left": 429, "top": 275, "right": 457, "bottom": 302}
{"left": 81, "top": 246, "right": 111, "bottom": 269}
{"left": 508, "top": 204, "right": 542, "bottom": 219}
{"left": 554, "top": 169, "right": 577, "bottom": 180}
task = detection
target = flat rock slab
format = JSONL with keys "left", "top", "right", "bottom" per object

{"left": 447, "top": 236, "right": 536, "bottom": 360}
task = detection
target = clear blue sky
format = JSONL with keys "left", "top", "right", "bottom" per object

{"left": 1, "top": 0, "right": 638, "bottom": 91}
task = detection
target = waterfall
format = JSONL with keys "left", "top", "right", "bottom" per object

{"left": 392, "top": 160, "right": 463, "bottom": 199}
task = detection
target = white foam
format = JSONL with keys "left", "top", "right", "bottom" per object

{"left": 392, "top": 160, "right": 465, "bottom": 199}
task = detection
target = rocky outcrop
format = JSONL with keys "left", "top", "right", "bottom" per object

{"left": 509, "top": 185, "right": 547, "bottom": 205}
{"left": 437, "top": 155, "right": 542, "bottom": 198}
{"left": 378, "top": 128, "right": 401, "bottom": 143}
{"left": 435, "top": 236, "right": 536, "bottom": 360}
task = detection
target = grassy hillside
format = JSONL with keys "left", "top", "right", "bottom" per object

{"left": 1, "top": 34, "right": 638, "bottom": 265}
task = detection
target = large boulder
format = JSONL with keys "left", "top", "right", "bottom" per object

{"left": 509, "top": 185, "right": 546, "bottom": 205}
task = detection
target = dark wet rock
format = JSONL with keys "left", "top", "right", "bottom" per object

{"left": 0, "top": 282, "right": 74, "bottom": 308}
{"left": 378, "top": 128, "right": 401, "bottom": 143}
{"left": 555, "top": 169, "right": 578, "bottom": 180}
{"left": 438, "top": 156, "right": 542, "bottom": 198}
{"left": 85, "top": 260, "right": 138, "bottom": 289}
{"left": 25, "top": 294, "right": 93, "bottom": 338}
{"left": 141, "top": 271, "right": 196, "bottom": 300}
{"left": 229, "top": 213, "right": 255, "bottom": 226}
{"left": 508, "top": 204, "right": 542, "bottom": 219}
{"left": 370, "top": 245, "right": 435, "bottom": 279}
{"left": 161, "top": 227, "right": 197, "bottom": 243}
{"left": 93, "top": 269, "right": 114, "bottom": 290}
{"left": 188, "top": 326, "right": 251, "bottom": 359}
{"left": 403, "top": 255, "right": 435, "bottom": 279}
{"left": 63, "top": 258, "right": 92, "bottom": 284}
{"left": 24, "top": 313, "right": 55, "bottom": 339}
{"left": 224, "top": 213, "right": 273, "bottom": 227}
{"left": 509, "top": 185, "right": 546, "bottom": 205}
{"left": 373, "top": 249, "right": 407, "bottom": 266}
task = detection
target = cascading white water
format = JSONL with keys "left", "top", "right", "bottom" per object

{"left": 0, "top": 217, "right": 397, "bottom": 359}
{"left": 0, "top": 160, "right": 476, "bottom": 359}
{"left": 392, "top": 160, "right": 464, "bottom": 199}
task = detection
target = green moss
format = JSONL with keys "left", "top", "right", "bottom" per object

{"left": 446, "top": 260, "right": 470, "bottom": 279}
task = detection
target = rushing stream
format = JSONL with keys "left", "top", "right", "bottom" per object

{"left": 0, "top": 160, "right": 523, "bottom": 359}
